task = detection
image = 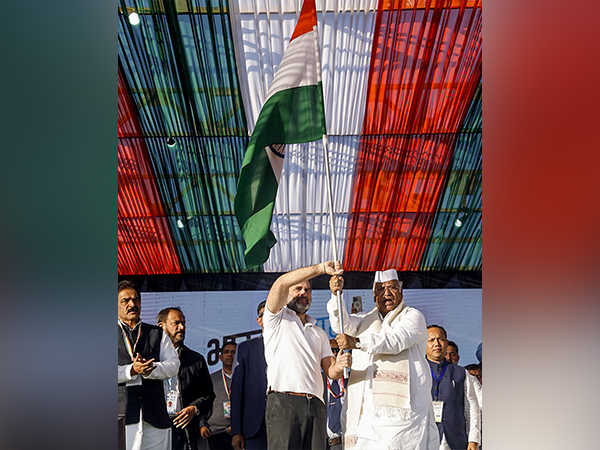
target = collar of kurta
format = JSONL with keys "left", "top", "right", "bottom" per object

{"left": 429, "top": 359, "right": 449, "bottom": 372}
{"left": 118, "top": 319, "right": 141, "bottom": 332}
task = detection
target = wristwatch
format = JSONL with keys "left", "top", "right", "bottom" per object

{"left": 355, "top": 338, "right": 361, "bottom": 349}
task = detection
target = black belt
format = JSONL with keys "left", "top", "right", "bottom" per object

{"left": 328, "top": 436, "right": 342, "bottom": 446}
{"left": 268, "top": 390, "right": 317, "bottom": 399}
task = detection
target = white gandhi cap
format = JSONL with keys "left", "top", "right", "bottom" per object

{"left": 374, "top": 269, "right": 400, "bottom": 284}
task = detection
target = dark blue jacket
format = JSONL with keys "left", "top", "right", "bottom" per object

{"left": 230, "top": 336, "right": 267, "bottom": 439}
{"left": 428, "top": 360, "right": 468, "bottom": 449}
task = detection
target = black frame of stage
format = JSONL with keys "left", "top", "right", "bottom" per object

{"left": 119, "top": 271, "right": 481, "bottom": 292}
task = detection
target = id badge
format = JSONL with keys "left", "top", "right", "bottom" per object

{"left": 166, "top": 390, "right": 178, "bottom": 415}
{"left": 223, "top": 401, "right": 231, "bottom": 419}
{"left": 432, "top": 401, "right": 444, "bottom": 423}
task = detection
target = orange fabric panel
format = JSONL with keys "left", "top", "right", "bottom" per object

{"left": 345, "top": 134, "right": 457, "bottom": 270}
{"left": 344, "top": 2, "right": 481, "bottom": 271}
{"left": 364, "top": 2, "right": 481, "bottom": 135}
{"left": 118, "top": 70, "right": 181, "bottom": 275}
{"left": 382, "top": 0, "right": 481, "bottom": 10}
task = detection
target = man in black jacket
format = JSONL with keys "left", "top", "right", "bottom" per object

{"left": 158, "top": 307, "right": 216, "bottom": 450}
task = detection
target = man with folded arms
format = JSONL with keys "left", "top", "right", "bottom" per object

{"left": 264, "top": 261, "right": 352, "bottom": 450}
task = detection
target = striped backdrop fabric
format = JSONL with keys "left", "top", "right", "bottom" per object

{"left": 117, "top": 0, "right": 482, "bottom": 274}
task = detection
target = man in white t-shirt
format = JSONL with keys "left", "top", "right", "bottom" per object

{"left": 263, "top": 261, "right": 352, "bottom": 450}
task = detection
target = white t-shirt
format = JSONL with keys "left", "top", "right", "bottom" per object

{"left": 263, "top": 305, "right": 333, "bottom": 402}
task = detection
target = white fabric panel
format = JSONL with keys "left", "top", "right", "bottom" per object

{"left": 263, "top": 136, "right": 359, "bottom": 271}
{"left": 228, "top": 1, "right": 379, "bottom": 271}
{"left": 319, "top": 4, "right": 377, "bottom": 135}
{"left": 235, "top": 0, "right": 378, "bottom": 14}
{"left": 229, "top": 0, "right": 378, "bottom": 134}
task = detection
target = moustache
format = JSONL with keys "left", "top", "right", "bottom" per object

{"left": 127, "top": 307, "right": 139, "bottom": 313}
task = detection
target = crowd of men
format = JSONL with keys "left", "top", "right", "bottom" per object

{"left": 118, "top": 263, "right": 482, "bottom": 450}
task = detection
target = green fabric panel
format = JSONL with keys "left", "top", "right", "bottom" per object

{"left": 421, "top": 83, "right": 482, "bottom": 270}
{"left": 144, "top": 136, "right": 256, "bottom": 273}
{"left": 118, "top": 1, "right": 246, "bottom": 137}
{"left": 118, "top": 1, "right": 252, "bottom": 272}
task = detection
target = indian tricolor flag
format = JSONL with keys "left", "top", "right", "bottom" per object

{"left": 235, "top": 0, "right": 326, "bottom": 268}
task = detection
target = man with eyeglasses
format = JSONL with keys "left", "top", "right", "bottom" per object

{"left": 230, "top": 301, "right": 268, "bottom": 450}
{"left": 327, "top": 269, "right": 439, "bottom": 449}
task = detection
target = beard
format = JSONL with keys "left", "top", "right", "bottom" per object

{"left": 169, "top": 331, "right": 185, "bottom": 346}
{"left": 287, "top": 296, "right": 311, "bottom": 314}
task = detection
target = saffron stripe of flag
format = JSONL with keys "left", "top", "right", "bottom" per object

{"left": 234, "top": 0, "right": 326, "bottom": 267}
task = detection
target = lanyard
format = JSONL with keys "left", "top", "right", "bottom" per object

{"left": 222, "top": 370, "right": 231, "bottom": 398}
{"left": 326, "top": 377, "right": 345, "bottom": 398}
{"left": 118, "top": 321, "right": 141, "bottom": 358}
{"left": 430, "top": 360, "right": 448, "bottom": 400}
{"left": 167, "top": 375, "right": 180, "bottom": 393}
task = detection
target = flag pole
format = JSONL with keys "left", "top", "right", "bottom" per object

{"left": 312, "top": 21, "right": 349, "bottom": 378}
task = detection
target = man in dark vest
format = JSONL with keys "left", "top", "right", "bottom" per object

{"left": 157, "top": 307, "right": 216, "bottom": 450}
{"left": 426, "top": 325, "right": 480, "bottom": 450}
{"left": 118, "top": 280, "right": 180, "bottom": 450}
{"left": 230, "top": 301, "right": 268, "bottom": 450}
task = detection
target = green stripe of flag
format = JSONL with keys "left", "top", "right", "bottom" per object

{"left": 235, "top": 83, "right": 326, "bottom": 267}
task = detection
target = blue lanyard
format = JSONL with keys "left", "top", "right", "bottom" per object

{"left": 430, "top": 360, "right": 448, "bottom": 400}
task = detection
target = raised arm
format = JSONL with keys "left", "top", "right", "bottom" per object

{"left": 266, "top": 261, "right": 342, "bottom": 314}
{"left": 326, "top": 275, "right": 363, "bottom": 336}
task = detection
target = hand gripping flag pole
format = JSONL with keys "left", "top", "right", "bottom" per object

{"left": 312, "top": 18, "right": 350, "bottom": 379}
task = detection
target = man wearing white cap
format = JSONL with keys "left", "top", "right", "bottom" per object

{"left": 327, "top": 269, "right": 439, "bottom": 449}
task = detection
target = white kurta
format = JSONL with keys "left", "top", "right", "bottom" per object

{"left": 327, "top": 296, "right": 439, "bottom": 449}
{"left": 118, "top": 323, "right": 180, "bottom": 450}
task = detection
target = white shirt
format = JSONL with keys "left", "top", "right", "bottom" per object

{"left": 263, "top": 305, "right": 333, "bottom": 402}
{"left": 471, "top": 374, "right": 482, "bottom": 410}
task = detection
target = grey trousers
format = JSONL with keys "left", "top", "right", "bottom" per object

{"left": 266, "top": 392, "right": 327, "bottom": 450}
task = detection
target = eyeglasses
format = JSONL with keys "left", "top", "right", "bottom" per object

{"left": 258, "top": 312, "right": 264, "bottom": 318}
{"left": 374, "top": 285, "right": 400, "bottom": 294}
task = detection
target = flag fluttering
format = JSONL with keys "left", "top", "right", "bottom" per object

{"left": 234, "top": 0, "right": 326, "bottom": 267}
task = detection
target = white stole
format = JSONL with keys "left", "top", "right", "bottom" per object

{"left": 345, "top": 303, "right": 411, "bottom": 448}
